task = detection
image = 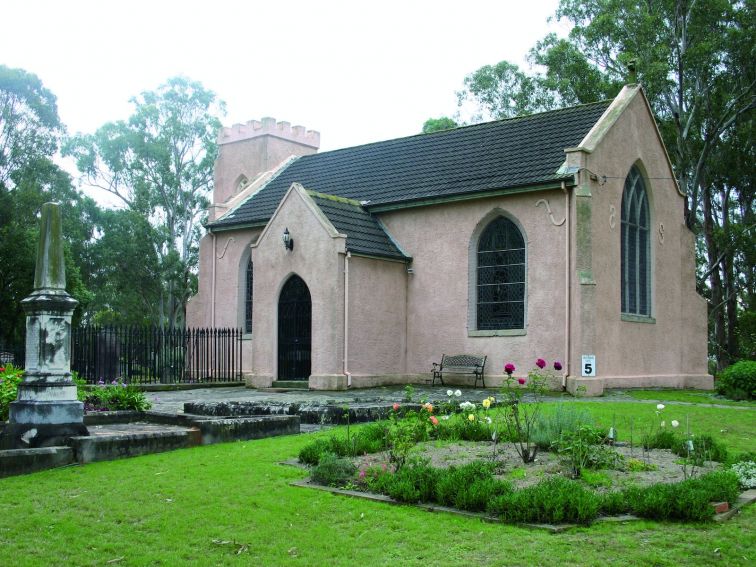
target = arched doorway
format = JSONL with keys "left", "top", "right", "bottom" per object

{"left": 277, "top": 275, "right": 312, "bottom": 381}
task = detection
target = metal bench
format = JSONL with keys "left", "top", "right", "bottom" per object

{"left": 431, "top": 354, "right": 487, "bottom": 387}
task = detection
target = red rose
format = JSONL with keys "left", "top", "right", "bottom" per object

{"left": 517, "top": 378, "right": 526, "bottom": 385}
{"left": 535, "top": 358, "right": 546, "bottom": 369}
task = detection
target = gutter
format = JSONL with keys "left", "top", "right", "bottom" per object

{"left": 562, "top": 180, "right": 570, "bottom": 388}
{"left": 343, "top": 251, "right": 352, "bottom": 387}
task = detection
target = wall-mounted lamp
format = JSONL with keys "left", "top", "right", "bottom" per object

{"left": 282, "top": 227, "right": 294, "bottom": 251}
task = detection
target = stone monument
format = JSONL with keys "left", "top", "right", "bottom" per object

{"left": 1, "top": 202, "right": 88, "bottom": 448}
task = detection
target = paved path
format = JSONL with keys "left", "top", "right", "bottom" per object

{"left": 146, "top": 385, "right": 754, "bottom": 415}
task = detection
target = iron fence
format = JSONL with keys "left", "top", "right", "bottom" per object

{"left": 0, "top": 341, "right": 25, "bottom": 369}
{"left": 72, "top": 326, "right": 243, "bottom": 384}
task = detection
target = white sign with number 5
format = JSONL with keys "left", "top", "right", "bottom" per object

{"left": 581, "top": 355, "right": 596, "bottom": 377}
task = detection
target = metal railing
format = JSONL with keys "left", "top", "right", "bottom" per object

{"left": 72, "top": 326, "right": 243, "bottom": 384}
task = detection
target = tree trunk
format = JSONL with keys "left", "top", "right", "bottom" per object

{"left": 702, "top": 183, "right": 727, "bottom": 369}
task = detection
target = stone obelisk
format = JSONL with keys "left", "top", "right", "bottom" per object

{"left": 2, "top": 202, "right": 88, "bottom": 448}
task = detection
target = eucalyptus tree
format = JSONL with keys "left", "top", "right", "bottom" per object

{"left": 66, "top": 77, "right": 226, "bottom": 327}
{"left": 0, "top": 66, "right": 98, "bottom": 347}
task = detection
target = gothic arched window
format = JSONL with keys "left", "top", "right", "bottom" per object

{"left": 621, "top": 166, "right": 651, "bottom": 316}
{"left": 477, "top": 216, "right": 526, "bottom": 330}
{"left": 244, "top": 257, "right": 254, "bottom": 333}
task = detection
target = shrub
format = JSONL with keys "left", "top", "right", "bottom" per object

{"left": 82, "top": 381, "right": 151, "bottom": 412}
{"left": 690, "top": 470, "right": 741, "bottom": 504}
{"left": 453, "top": 477, "right": 513, "bottom": 512}
{"left": 299, "top": 439, "right": 330, "bottom": 465}
{"left": 0, "top": 364, "right": 24, "bottom": 421}
{"left": 435, "top": 461, "right": 496, "bottom": 507}
{"left": 672, "top": 434, "right": 728, "bottom": 465}
{"left": 487, "top": 476, "right": 600, "bottom": 525}
{"left": 531, "top": 404, "right": 595, "bottom": 450}
{"left": 716, "top": 360, "right": 756, "bottom": 400}
{"left": 386, "top": 461, "right": 438, "bottom": 503}
{"left": 624, "top": 471, "right": 739, "bottom": 521}
{"left": 626, "top": 458, "right": 657, "bottom": 472}
{"left": 310, "top": 453, "right": 357, "bottom": 487}
{"left": 730, "top": 461, "right": 756, "bottom": 489}
{"left": 642, "top": 428, "right": 680, "bottom": 450}
{"left": 600, "top": 491, "right": 630, "bottom": 516}
{"left": 580, "top": 469, "right": 612, "bottom": 488}
{"left": 625, "top": 482, "right": 712, "bottom": 522}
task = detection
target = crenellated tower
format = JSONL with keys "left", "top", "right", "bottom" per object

{"left": 210, "top": 117, "right": 320, "bottom": 221}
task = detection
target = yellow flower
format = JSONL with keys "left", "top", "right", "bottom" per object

{"left": 468, "top": 414, "right": 475, "bottom": 422}
{"left": 482, "top": 398, "right": 491, "bottom": 409}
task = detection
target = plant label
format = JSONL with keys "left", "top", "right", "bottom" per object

{"left": 581, "top": 355, "right": 596, "bottom": 377}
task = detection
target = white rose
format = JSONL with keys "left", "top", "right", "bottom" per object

{"left": 656, "top": 404, "right": 665, "bottom": 410}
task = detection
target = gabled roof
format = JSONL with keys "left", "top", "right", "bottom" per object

{"left": 210, "top": 99, "right": 613, "bottom": 230}
{"left": 308, "top": 191, "right": 409, "bottom": 261}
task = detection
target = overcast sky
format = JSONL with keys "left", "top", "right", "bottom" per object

{"left": 3, "top": 0, "right": 565, "bottom": 153}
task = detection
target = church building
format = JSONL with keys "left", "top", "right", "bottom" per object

{"left": 187, "top": 85, "right": 711, "bottom": 395}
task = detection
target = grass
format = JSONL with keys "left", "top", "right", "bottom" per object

{"left": 1, "top": 402, "right": 754, "bottom": 566}
{"left": 623, "top": 389, "right": 756, "bottom": 407}
{"left": 546, "top": 402, "right": 754, "bottom": 455}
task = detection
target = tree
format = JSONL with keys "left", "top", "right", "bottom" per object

{"left": 0, "top": 67, "right": 97, "bottom": 349}
{"left": 455, "top": 0, "right": 755, "bottom": 368}
{"left": 421, "top": 116, "right": 459, "bottom": 133}
{"left": 66, "top": 77, "right": 226, "bottom": 328}
{"left": 0, "top": 65, "right": 62, "bottom": 188}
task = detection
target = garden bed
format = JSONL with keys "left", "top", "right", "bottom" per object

{"left": 353, "top": 441, "right": 722, "bottom": 492}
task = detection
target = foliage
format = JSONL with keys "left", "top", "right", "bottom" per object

{"left": 385, "top": 460, "right": 439, "bottom": 504}
{"left": 385, "top": 404, "right": 436, "bottom": 470}
{"left": 531, "top": 403, "right": 595, "bottom": 450}
{"left": 487, "top": 476, "right": 600, "bottom": 525}
{"left": 624, "top": 470, "right": 740, "bottom": 522}
{"left": 421, "top": 116, "right": 458, "bottom": 133}
{"left": 497, "top": 359, "right": 555, "bottom": 463}
{"left": 0, "top": 67, "right": 99, "bottom": 343}
{"left": 554, "top": 424, "right": 622, "bottom": 477}
{"left": 65, "top": 77, "right": 225, "bottom": 327}
{"left": 434, "top": 461, "right": 497, "bottom": 508}
{"left": 717, "top": 360, "right": 756, "bottom": 401}
{"left": 310, "top": 453, "right": 357, "bottom": 488}
{"left": 674, "top": 434, "right": 729, "bottom": 466}
{"left": 0, "top": 363, "right": 24, "bottom": 420}
{"left": 298, "top": 424, "right": 387, "bottom": 466}
{"left": 730, "top": 461, "right": 756, "bottom": 489}
{"left": 0, "top": 65, "right": 63, "bottom": 187}
{"left": 80, "top": 380, "right": 152, "bottom": 412}
{"left": 579, "top": 469, "right": 612, "bottom": 489}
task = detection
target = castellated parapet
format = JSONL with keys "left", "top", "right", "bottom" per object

{"left": 219, "top": 117, "right": 320, "bottom": 149}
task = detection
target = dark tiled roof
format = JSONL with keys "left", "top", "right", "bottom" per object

{"left": 309, "top": 192, "right": 409, "bottom": 261}
{"left": 210, "top": 100, "right": 611, "bottom": 229}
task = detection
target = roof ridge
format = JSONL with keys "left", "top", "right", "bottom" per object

{"left": 296, "top": 98, "right": 614, "bottom": 159}
{"left": 307, "top": 190, "right": 362, "bottom": 207}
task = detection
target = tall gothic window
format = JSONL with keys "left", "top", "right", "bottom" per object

{"left": 477, "top": 216, "right": 526, "bottom": 330}
{"left": 245, "top": 258, "right": 254, "bottom": 333}
{"left": 621, "top": 166, "right": 651, "bottom": 316}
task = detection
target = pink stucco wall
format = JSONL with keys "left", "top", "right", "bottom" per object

{"left": 246, "top": 186, "right": 346, "bottom": 388}
{"left": 566, "top": 91, "right": 710, "bottom": 390}
{"left": 378, "top": 190, "right": 570, "bottom": 387}
{"left": 346, "top": 255, "right": 408, "bottom": 386}
{"left": 186, "top": 228, "right": 261, "bottom": 372}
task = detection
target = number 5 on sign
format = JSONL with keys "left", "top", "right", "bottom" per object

{"left": 581, "top": 355, "right": 596, "bottom": 377}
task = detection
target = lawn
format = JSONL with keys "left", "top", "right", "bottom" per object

{"left": 623, "top": 389, "right": 756, "bottom": 408}
{"left": 0, "top": 401, "right": 754, "bottom": 566}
